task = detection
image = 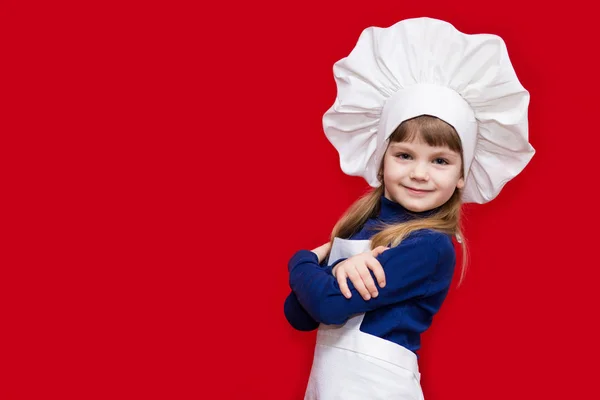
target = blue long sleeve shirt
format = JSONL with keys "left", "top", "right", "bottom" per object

{"left": 284, "top": 196, "right": 456, "bottom": 356}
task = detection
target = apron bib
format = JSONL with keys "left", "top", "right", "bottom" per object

{"left": 304, "top": 237, "right": 424, "bottom": 400}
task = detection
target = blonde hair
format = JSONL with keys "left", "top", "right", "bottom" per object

{"left": 329, "top": 115, "right": 469, "bottom": 286}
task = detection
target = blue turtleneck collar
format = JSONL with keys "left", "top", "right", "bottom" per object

{"left": 378, "top": 195, "right": 440, "bottom": 224}
{"left": 347, "top": 196, "right": 441, "bottom": 241}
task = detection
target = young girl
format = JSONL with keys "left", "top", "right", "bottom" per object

{"left": 284, "top": 17, "right": 534, "bottom": 399}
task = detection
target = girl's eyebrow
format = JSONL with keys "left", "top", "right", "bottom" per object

{"left": 389, "top": 143, "right": 459, "bottom": 157}
{"left": 430, "top": 150, "right": 460, "bottom": 158}
{"left": 388, "top": 143, "right": 412, "bottom": 149}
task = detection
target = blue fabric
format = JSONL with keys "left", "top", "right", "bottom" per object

{"left": 284, "top": 195, "right": 456, "bottom": 356}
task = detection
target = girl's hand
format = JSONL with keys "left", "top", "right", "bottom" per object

{"left": 332, "top": 246, "right": 388, "bottom": 300}
{"left": 311, "top": 242, "right": 332, "bottom": 264}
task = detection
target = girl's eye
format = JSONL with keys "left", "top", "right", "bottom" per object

{"left": 395, "top": 153, "right": 411, "bottom": 160}
{"left": 433, "top": 158, "right": 449, "bottom": 165}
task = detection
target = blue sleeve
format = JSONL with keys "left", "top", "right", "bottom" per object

{"left": 283, "top": 256, "right": 348, "bottom": 331}
{"left": 288, "top": 233, "right": 455, "bottom": 325}
{"left": 284, "top": 291, "right": 319, "bottom": 331}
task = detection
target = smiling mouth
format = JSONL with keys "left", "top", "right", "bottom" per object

{"left": 403, "top": 185, "right": 432, "bottom": 192}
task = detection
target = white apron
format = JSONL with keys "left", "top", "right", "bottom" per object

{"left": 304, "top": 237, "right": 424, "bottom": 400}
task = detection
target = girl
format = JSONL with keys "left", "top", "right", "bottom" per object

{"left": 284, "top": 17, "right": 534, "bottom": 399}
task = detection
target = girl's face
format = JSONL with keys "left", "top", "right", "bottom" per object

{"left": 383, "top": 138, "right": 464, "bottom": 212}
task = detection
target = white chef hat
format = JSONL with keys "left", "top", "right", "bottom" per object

{"left": 322, "top": 17, "right": 535, "bottom": 204}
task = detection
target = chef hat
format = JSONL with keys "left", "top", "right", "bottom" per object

{"left": 322, "top": 17, "right": 535, "bottom": 204}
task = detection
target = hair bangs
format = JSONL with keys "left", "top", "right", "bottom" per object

{"left": 389, "top": 115, "right": 463, "bottom": 154}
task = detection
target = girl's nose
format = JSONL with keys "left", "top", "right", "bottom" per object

{"left": 410, "top": 163, "right": 429, "bottom": 181}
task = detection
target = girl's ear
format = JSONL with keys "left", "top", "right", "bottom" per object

{"left": 456, "top": 177, "right": 465, "bottom": 189}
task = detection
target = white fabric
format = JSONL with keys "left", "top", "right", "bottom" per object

{"left": 304, "top": 238, "right": 424, "bottom": 400}
{"left": 322, "top": 17, "right": 535, "bottom": 203}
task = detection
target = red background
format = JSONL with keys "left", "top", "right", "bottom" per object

{"left": 1, "top": 1, "right": 599, "bottom": 399}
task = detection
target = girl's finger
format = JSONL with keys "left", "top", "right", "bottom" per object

{"left": 347, "top": 266, "right": 371, "bottom": 301}
{"left": 336, "top": 269, "right": 352, "bottom": 299}
{"left": 371, "top": 246, "right": 389, "bottom": 257}
{"left": 366, "top": 257, "right": 386, "bottom": 288}
{"left": 357, "top": 264, "right": 378, "bottom": 298}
